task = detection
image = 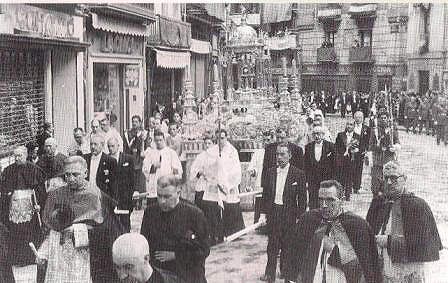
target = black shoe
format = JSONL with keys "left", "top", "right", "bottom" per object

{"left": 260, "top": 274, "right": 274, "bottom": 282}
{"left": 278, "top": 272, "right": 285, "bottom": 279}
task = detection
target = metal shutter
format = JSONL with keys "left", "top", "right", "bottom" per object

{"left": 0, "top": 49, "right": 45, "bottom": 157}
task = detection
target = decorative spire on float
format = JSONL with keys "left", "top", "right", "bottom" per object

{"left": 181, "top": 65, "right": 199, "bottom": 140}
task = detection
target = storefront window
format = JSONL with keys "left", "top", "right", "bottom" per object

{"left": 93, "top": 63, "right": 124, "bottom": 133}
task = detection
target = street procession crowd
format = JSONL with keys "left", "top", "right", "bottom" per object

{"left": 0, "top": 88, "right": 445, "bottom": 283}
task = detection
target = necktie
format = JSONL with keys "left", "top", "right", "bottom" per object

{"left": 380, "top": 201, "right": 394, "bottom": 235}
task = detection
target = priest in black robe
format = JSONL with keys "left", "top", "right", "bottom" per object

{"left": 284, "top": 180, "right": 382, "bottom": 283}
{"left": 366, "top": 161, "right": 442, "bottom": 282}
{"left": 0, "top": 146, "right": 46, "bottom": 267}
{"left": 140, "top": 175, "right": 209, "bottom": 283}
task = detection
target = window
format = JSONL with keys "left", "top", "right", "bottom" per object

{"left": 358, "top": 30, "right": 372, "bottom": 47}
{"left": 323, "top": 31, "right": 336, "bottom": 47}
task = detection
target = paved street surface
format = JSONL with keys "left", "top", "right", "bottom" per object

{"left": 131, "top": 115, "right": 448, "bottom": 283}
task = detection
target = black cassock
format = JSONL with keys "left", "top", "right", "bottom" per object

{"left": 140, "top": 199, "right": 210, "bottom": 283}
{"left": 0, "top": 162, "right": 46, "bottom": 266}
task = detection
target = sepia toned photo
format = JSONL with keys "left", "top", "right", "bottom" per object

{"left": 0, "top": 2, "right": 446, "bottom": 283}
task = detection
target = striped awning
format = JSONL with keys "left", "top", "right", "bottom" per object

{"left": 190, "top": 39, "right": 211, "bottom": 54}
{"left": 92, "top": 13, "right": 147, "bottom": 37}
{"left": 155, "top": 48, "right": 190, "bottom": 69}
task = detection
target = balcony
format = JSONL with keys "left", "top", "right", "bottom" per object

{"left": 348, "top": 4, "right": 377, "bottom": 18}
{"left": 349, "top": 47, "right": 374, "bottom": 63}
{"left": 88, "top": 3, "right": 155, "bottom": 23}
{"left": 317, "top": 47, "right": 337, "bottom": 63}
{"left": 147, "top": 15, "right": 191, "bottom": 49}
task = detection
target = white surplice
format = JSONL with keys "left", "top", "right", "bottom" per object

{"left": 142, "top": 147, "right": 183, "bottom": 198}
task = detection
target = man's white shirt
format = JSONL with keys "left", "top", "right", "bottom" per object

{"left": 274, "top": 164, "right": 289, "bottom": 205}
{"left": 315, "top": 142, "right": 323, "bottom": 161}
{"left": 89, "top": 153, "right": 102, "bottom": 187}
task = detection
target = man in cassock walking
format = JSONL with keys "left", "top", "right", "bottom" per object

{"left": 142, "top": 131, "right": 182, "bottom": 208}
{"left": 366, "top": 161, "right": 442, "bottom": 283}
{"left": 212, "top": 129, "right": 245, "bottom": 236}
{"left": 190, "top": 133, "right": 225, "bottom": 245}
{"left": 284, "top": 180, "right": 382, "bottom": 283}
{"left": 140, "top": 175, "right": 209, "bottom": 283}
{"left": 37, "top": 156, "right": 125, "bottom": 283}
{"left": 259, "top": 143, "right": 307, "bottom": 282}
{"left": 0, "top": 146, "right": 46, "bottom": 272}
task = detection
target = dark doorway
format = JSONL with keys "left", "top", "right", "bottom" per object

{"left": 418, "top": 70, "right": 430, "bottom": 95}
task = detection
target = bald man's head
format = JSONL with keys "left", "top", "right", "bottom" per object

{"left": 112, "top": 233, "right": 152, "bottom": 282}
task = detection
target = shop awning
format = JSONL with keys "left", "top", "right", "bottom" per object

{"left": 92, "top": 13, "right": 147, "bottom": 37}
{"left": 0, "top": 33, "right": 90, "bottom": 51}
{"left": 265, "top": 34, "right": 297, "bottom": 50}
{"left": 262, "top": 3, "right": 292, "bottom": 24}
{"left": 155, "top": 48, "right": 190, "bottom": 69}
{"left": 190, "top": 39, "right": 211, "bottom": 54}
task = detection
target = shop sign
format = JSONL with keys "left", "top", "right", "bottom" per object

{"left": 124, "top": 65, "right": 139, "bottom": 88}
{"left": 100, "top": 32, "right": 142, "bottom": 55}
{"left": 4, "top": 4, "right": 75, "bottom": 38}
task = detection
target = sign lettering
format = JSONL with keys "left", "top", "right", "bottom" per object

{"left": 7, "top": 4, "right": 75, "bottom": 38}
{"left": 101, "top": 32, "right": 136, "bottom": 54}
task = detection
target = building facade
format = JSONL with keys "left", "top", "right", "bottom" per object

{"left": 0, "top": 3, "right": 87, "bottom": 161}
{"left": 407, "top": 3, "right": 448, "bottom": 94}
{"left": 293, "top": 3, "right": 408, "bottom": 94}
{"left": 84, "top": 4, "right": 153, "bottom": 135}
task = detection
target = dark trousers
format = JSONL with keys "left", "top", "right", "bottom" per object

{"left": 308, "top": 184, "right": 319, "bottom": 210}
{"left": 435, "top": 124, "right": 446, "bottom": 144}
{"left": 417, "top": 118, "right": 425, "bottom": 133}
{"left": 405, "top": 118, "right": 418, "bottom": 133}
{"left": 265, "top": 204, "right": 287, "bottom": 279}
{"left": 352, "top": 154, "right": 364, "bottom": 193}
{"left": 341, "top": 107, "right": 346, "bottom": 118}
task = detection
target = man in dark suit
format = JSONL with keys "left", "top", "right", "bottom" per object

{"left": 352, "top": 111, "right": 370, "bottom": 193}
{"left": 304, "top": 126, "right": 335, "bottom": 210}
{"left": 108, "top": 137, "right": 135, "bottom": 232}
{"left": 259, "top": 143, "right": 307, "bottom": 283}
{"left": 261, "top": 127, "right": 304, "bottom": 192}
{"left": 84, "top": 134, "right": 118, "bottom": 200}
{"left": 335, "top": 120, "right": 360, "bottom": 201}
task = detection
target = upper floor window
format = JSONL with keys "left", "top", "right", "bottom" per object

{"left": 354, "top": 30, "right": 372, "bottom": 47}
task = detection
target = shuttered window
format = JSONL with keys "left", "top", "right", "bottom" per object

{"left": 0, "top": 49, "right": 45, "bottom": 157}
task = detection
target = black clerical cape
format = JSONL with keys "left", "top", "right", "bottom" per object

{"left": 284, "top": 210, "right": 382, "bottom": 283}
{"left": 366, "top": 193, "right": 442, "bottom": 263}
{"left": 140, "top": 199, "right": 209, "bottom": 283}
{"left": 0, "top": 162, "right": 46, "bottom": 266}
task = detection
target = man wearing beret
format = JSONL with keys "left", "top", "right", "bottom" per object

{"left": 367, "top": 161, "right": 442, "bottom": 282}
